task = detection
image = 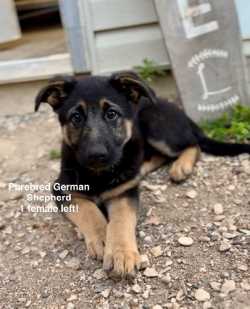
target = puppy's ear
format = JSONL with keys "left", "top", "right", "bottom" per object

{"left": 110, "top": 71, "right": 157, "bottom": 104}
{"left": 35, "top": 76, "right": 76, "bottom": 112}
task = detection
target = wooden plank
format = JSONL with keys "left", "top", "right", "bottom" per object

{"left": 0, "top": 54, "right": 73, "bottom": 84}
{"left": 155, "top": 0, "right": 250, "bottom": 122}
{"left": 0, "top": 0, "right": 21, "bottom": 45}
{"left": 95, "top": 24, "right": 169, "bottom": 74}
{"left": 90, "top": 0, "right": 157, "bottom": 31}
{"left": 59, "top": 0, "right": 93, "bottom": 73}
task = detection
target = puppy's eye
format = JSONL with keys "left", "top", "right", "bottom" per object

{"left": 105, "top": 109, "right": 119, "bottom": 121}
{"left": 71, "top": 112, "right": 82, "bottom": 126}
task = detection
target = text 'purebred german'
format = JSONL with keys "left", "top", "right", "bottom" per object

{"left": 35, "top": 71, "right": 250, "bottom": 278}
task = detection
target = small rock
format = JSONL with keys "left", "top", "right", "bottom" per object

{"left": 145, "top": 214, "right": 161, "bottom": 225}
{"left": 161, "top": 273, "right": 171, "bottom": 285}
{"left": 214, "top": 215, "right": 225, "bottom": 222}
{"left": 237, "top": 264, "right": 248, "bottom": 271}
{"left": 139, "top": 231, "right": 145, "bottom": 238}
{"left": 186, "top": 190, "right": 197, "bottom": 199}
{"left": 178, "top": 236, "right": 194, "bottom": 246}
{"left": 219, "top": 241, "right": 231, "bottom": 252}
{"left": 65, "top": 257, "right": 81, "bottom": 270}
{"left": 221, "top": 280, "right": 236, "bottom": 294}
{"left": 144, "top": 236, "right": 152, "bottom": 243}
{"left": 59, "top": 250, "right": 69, "bottom": 259}
{"left": 203, "top": 301, "right": 213, "bottom": 309}
{"left": 152, "top": 305, "right": 163, "bottom": 309}
{"left": 241, "top": 280, "right": 250, "bottom": 291}
{"left": 210, "top": 281, "right": 221, "bottom": 291}
{"left": 213, "top": 203, "right": 224, "bottom": 215}
{"left": 101, "top": 288, "right": 111, "bottom": 298}
{"left": 176, "top": 289, "right": 184, "bottom": 301}
{"left": 79, "top": 272, "right": 86, "bottom": 281}
{"left": 67, "top": 295, "right": 78, "bottom": 302}
{"left": 142, "top": 290, "right": 150, "bottom": 299}
{"left": 144, "top": 267, "right": 158, "bottom": 278}
{"left": 4, "top": 226, "right": 12, "bottom": 234}
{"left": 39, "top": 251, "right": 46, "bottom": 258}
{"left": 132, "top": 284, "right": 141, "bottom": 294}
{"left": 223, "top": 232, "right": 237, "bottom": 239}
{"left": 140, "top": 254, "right": 150, "bottom": 269}
{"left": 195, "top": 288, "right": 210, "bottom": 302}
{"left": 25, "top": 300, "right": 32, "bottom": 307}
{"left": 21, "top": 247, "right": 30, "bottom": 255}
{"left": 151, "top": 246, "right": 163, "bottom": 257}
{"left": 66, "top": 303, "right": 75, "bottom": 309}
{"left": 165, "top": 258, "right": 173, "bottom": 266}
{"left": 199, "top": 236, "right": 210, "bottom": 243}
{"left": 241, "top": 159, "right": 250, "bottom": 175}
{"left": 93, "top": 268, "right": 106, "bottom": 280}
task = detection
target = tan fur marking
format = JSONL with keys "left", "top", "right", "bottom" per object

{"left": 103, "top": 197, "right": 141, "bottom": 277}
{"left": 169, "top": 146, "right": 200, "bottom": 182}
{"left": 148, "top": 139, "right": 179, "bottom": 158}
{"left": 79, "top": 100, "right": 87, "bottom": 111}
{"left": 99, "top": 98, "right": 107, "bottom": 109}
{"left": 100, "top": 155, "right": 166, "bottom": 202}
{"left": 100, "top": 177, "right": 140, "bottom": 202}
{"left": 123, "top": 119, "right": 133, "bottom": 145}
{"left": 47, "top": 92, "right": 59, "bottom": 106}
{"left": 66, "top": 198, "right": 108, "bottom": 260}
{"left": 62, "top": 126, "right": 71, "bottom": 146}
{"left": 140, "top": 155, "right": 166, "bottom": 175}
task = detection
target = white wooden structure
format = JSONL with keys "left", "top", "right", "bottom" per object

{"left": 59, "top": 0, "right": 250, "bottom": 76}
{"left": 59, "top": 0, "right": 170, "bottom": 74}
{"left": 0, "top": 0, "right": 21, "bottom": 45}
{"left": 155, "top": 0, "right": 249, "bottom": 121}
{"left": 0, "top": 0, "right": 249, "bottom": 86}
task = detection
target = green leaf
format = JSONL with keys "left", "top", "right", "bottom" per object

{"left": 200, "top": 104, "right": 250, "bottom": 143}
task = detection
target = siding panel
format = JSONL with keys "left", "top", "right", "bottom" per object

{"left": 90, "top": 0, "right": 157, "bottom": 31}
{"left": 95, "top": 24, "right": 169, "bottom": 73}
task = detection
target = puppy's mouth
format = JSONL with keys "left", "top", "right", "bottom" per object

{"left": 79, "top": 153, "right": 122, "bottom": 173}
{"left": 87, "top": 159, "right": 111, "bottom": 170}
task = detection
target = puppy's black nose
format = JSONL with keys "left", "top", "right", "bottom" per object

{"left": 88, "top": 145, "right": 109, "bottom": 163}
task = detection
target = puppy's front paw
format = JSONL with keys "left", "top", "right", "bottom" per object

{"left": 86, "top": 237, "right": 105, "bottom": 261}
{"left": 169, "top": 159, "right": 193, "bottom": 182}
{"left": 103, "top": 246, "right": 141, "bottom": 278}
{"left": 84, "top": 224, "right": 107, "bottom": 261}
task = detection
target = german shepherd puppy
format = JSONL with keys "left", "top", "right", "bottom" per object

{"left": 35, "top": 71, "right": 250, "bottom": 278}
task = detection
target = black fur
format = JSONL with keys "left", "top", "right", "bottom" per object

{"left": 138, "top": 98, "right": 250, "bottom": 156}
{"left": 35, "top": 72, "right": 250, "bottom": 212}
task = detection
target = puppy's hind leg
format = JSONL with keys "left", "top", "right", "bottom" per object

{"left": 169, "top": 146, "right": 200, "bottom": 183}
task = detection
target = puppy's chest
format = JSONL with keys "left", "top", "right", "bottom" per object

{"left": 79, "top": 167, "right": 138, "bottom": 195}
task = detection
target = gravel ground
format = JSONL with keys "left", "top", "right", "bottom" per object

{"left": 0, "top": 109, "right": 249, "bottom": 309}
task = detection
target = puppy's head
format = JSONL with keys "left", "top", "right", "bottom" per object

{"left": 35, "top": 71, "right": 156, "bottom": 171}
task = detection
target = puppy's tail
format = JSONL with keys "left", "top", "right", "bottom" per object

{"left": 190, "top": 121, "right": 250, "bottom": 156}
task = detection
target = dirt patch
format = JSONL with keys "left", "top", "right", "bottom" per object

{"left": 0, "top": 110, "right": 249, "bottom": 309}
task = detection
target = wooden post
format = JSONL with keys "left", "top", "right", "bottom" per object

{"left": 0, "top": 0, "right": 21, "bottom": 46}
{"left": 59, "top": 0, "right": 93, "bottom": 74}
{"left": 155, "top": 0, "right": 250, "bottom": 122}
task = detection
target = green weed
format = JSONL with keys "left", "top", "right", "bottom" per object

{"left": 201, "top": 105, "right": 250, "bottom": 142}
{"left": 49, "top": 149, "right": 61, "bottom": 160}
{"left": 134, "top": 58, "right": 166, "bottom": 82}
